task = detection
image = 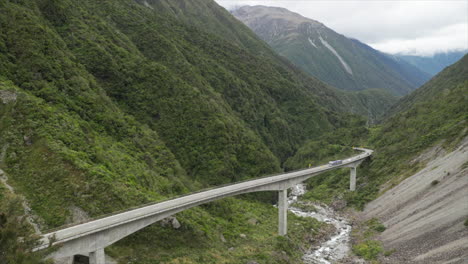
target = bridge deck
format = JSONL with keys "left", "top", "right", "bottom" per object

{"left": 37, "top": 147, "right": 372, "bottom": 250}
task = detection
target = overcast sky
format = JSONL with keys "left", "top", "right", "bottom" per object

{"left": 215, "top": 0, "right": 468, "bottom": 56}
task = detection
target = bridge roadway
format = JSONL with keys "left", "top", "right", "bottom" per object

{"left": 37, "top": 147, "right": 373, "bottom": 264}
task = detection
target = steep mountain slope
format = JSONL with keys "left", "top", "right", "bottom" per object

{"left": 0, "top": 0, "right": 378, "bottom": 262}
{"left": 396, "top": 50, "right": 467, "bottom": 76}
{"left": 286, "top": 54, "right": 467, "bottom": 206}
{"left": 363, "top": 139, "right": 468, "bottom": 263}
{"left": 232, "top": 5, "right": 431, "bottom": 96}
{"left": 359, "top": 55, "right": 468, "bottom": 263}
{"left": 285, "top": 54, "right": 467, "bottom": 262}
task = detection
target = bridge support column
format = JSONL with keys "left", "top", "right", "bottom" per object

{"left": 350, "top": 166, "right": 356, "bottom": 191}
{"left": 89, "top": 248, "right": 105, "bottom": 264}
{"left": 278, "top": 189, "right": 288, "bottom": 236}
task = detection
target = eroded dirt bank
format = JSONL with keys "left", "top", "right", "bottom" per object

{"left": 363, "top": 138, "right": 468, "bottom": 263}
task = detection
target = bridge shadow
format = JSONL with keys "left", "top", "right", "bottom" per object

{"left": 73, "top": 254, "right": 89, "bottom": 264}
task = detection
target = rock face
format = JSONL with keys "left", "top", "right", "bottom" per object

{"left": 0, "top": 90, "right": 17, "bottom": 104}
{"left": 363, "top": 138, "right": 468, "bottom": 263}
{"left": 67, "top": 206, "right": 90, "bottom": 224}
{"left": 160, "top": 216, "right": 181, "bottom": 229}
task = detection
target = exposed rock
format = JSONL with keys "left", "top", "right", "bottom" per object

{"left": 66, "top": 206, "right": 90, "bottom": 224}
{"left": 171, "top": 217, "right": 181, "bottom": 229}
{"left": 247, "top": 218, "right": 259, "bottom": 225}
{"left": 330, "top": 199, "right": 347, "bottom": 211}
{"left": 246, "top": 261, "right": 259, "bottom": 264}
{"left": 23, "top": 135, "right": 32, "bottom": 146}
{"left": 228, "top": 247, "right": 235, "bottom": 251}
{"left": 220, "top": 233, "right": 227, "bottom": 243}
{"left": 239, "top": 233, "right": 247, "bottom": 238}
{"left": 0, "top": 144, "right": 8, "bottom": 163}
{"left": 0, "top": 90, "right": 17, "bottom": 104}
{"left": 0, "top": 170, "right": 42, "bottom": 233}
{"left": 160, "top": 216, "right": 181, "bottom": 229}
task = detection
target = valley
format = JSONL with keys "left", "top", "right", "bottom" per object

{"left": 0, "top": 1, "right": 467, "bottom": 264}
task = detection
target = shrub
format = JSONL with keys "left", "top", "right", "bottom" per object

{"left": 366, "top": 218, "right": 386, "bottom": 233}
{"left": 352, "top": 240, "right": 383, "bottom": 260}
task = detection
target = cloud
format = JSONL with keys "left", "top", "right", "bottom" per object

{"left": 215, "top": 0, "right": 468, "bottom": 56}
{"left": 369, "top": 23, "right": 468, "bottom": 56}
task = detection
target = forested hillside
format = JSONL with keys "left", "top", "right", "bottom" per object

{"left": 232, "top": 5, "right": 431, "bottom": 96}
{"left": 286, "top": 54, "right": 467, "bottom": 209}
{"left": 0, "top": 0, "right": 383, "bottom": 263}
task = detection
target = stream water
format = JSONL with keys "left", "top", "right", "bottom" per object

{"left": 287, "top": 184, "right": 352, "bottom": 264}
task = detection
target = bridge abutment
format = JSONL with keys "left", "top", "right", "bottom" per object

{"left": 278, "top": 189, "right": 288, "bottom": 236}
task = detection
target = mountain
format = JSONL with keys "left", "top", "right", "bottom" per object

{"left": 0, "top": 0, "right": 382, "bottom": 262}
{"left": 285, "top": 55, "right": 468, "bottom": 262}
{"left": 232, "top": 5, "right": 431, "bottom": 96}
{"left": 395, "top": 50, "right": 467, "bottom": 76}
{"left": 359, "top": 54, "right": 468, "bottom": 263}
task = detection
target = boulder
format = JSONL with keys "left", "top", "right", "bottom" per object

{"left": 160, "top": 216, "right": 181, "bottom": 229}
{"left": 247, "top": 218, "right": 259, "bottom": 225}
{"left": 171, "top": 217, "right": 181, "bottom": 229}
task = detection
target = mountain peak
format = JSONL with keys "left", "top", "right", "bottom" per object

{"left": 233, "top": 5, "right": 431, "bottom": 95}
{"left": 233, "top": 5, "right": 323, "bottom": 30}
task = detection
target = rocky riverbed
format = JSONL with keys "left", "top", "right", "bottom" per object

{"left": 288, "top": 184, "right": 352, "bottom": 264}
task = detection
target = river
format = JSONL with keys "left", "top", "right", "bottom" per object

{"left": 287, "top": 184, "right": 352, "bottom": 264}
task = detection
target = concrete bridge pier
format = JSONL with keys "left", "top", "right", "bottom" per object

{"left": 89, "top": 248, "right": 105, "bottom": 264}
{"left": 278, "top": 189, "right": 288, "bottom": 236}
{"left": 350, "top": 166, "right": 357, "bottom": 191}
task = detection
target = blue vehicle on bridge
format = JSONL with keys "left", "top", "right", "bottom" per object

{"left": 328, "top": 160, "right": 343, "bottom": 166}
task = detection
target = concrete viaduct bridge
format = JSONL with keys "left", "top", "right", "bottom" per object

{"left": 36, "top": 148, "right": 373, "bottom": 264}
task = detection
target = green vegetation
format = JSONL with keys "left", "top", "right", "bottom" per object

{"left": 366, "top": 218, "right": 386, "bottom": 233}
{"left": 352, "top": 240, "right": 383, "bottom": 261}
{"left": 384, "top": 249, "right": 396, "bottom": 257}
{"left": 286, "top": 55, "right": 468, "bottom": 210}
{"left": 350, "top": 218, "right": 386, "bottom": 261}
{"left": 108, "top": 197, "right": 324, "bottom": 264}
{"left": 284, "top": 115, "right": 369, "bottom": 203}
{"left": 233, "top": 6, "right": 430, "bottom": 96}
{"left": 0, "top": 184, "right": 52, "bottom": 263}
{"left": 464, "top": 218, "right": 468, "bottom": 227}
{"left": 431, "top": 180, "right": 440, "bottom": 186}
{"left": 0, "top": 0, "right": 376, "bottom": 262}
{"left": 0, "top": 0, "right": 465, "bottom": 262}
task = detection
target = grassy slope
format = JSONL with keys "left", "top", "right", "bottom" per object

{"left": 286, "top": 55, "right": 467, "bottom": 208}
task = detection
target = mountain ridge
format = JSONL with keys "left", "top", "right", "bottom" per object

{"left": 395, "top": 50, "right": 467, "bottom": 76}
{"left": 232, "top": 5, "right": 431, "bottom": 96}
